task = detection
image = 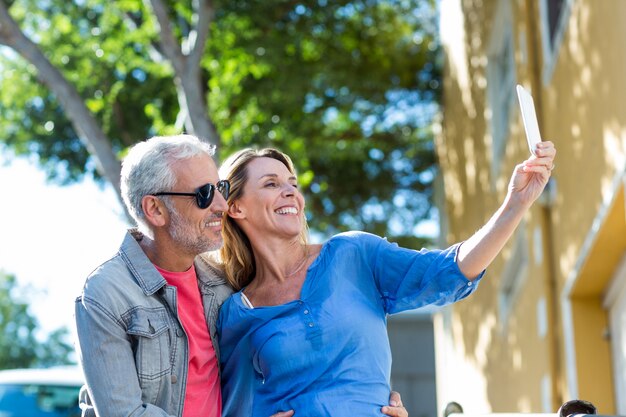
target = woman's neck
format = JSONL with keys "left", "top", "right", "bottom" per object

{"left": 250, "top": 237, "right": 308, "bottom": 284}
{"left": 243, "top": 236, "right": 322, "bottom": 307}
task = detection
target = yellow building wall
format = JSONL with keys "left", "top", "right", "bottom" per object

{"left": 437, "top": 0, "right": 626, "bottom": 414}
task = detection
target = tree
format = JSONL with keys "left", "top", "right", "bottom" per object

{"left": 0, "top": 271, "right": 74, "bottom": 369}
{"left": 0, "top": 0, "right": 440, "bottom": 245}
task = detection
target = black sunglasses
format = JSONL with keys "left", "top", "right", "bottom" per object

{"left": 152, "top": 180, "right": 230, "bottom": 209}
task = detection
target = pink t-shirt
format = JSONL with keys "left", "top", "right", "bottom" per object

{"left": 156, "top": 264, "right": 221, "bottom": 417}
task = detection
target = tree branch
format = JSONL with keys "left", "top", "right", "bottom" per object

{"left": 145, "top": 0, "right": 185, "bottom": 73}
{"left": 0, "top": 1, "right": 131, "bottom": 221}
{"left": 143, "top": 0, "right": 219, "bottom": 145}
{"left": 0, "top": 0, "right": 17, "bottom": 42}
{"left": 187, "top": 0, "right": 214, "bottom": 70}
{"left": 122, "top": 10, "right": 165, "bottom": 64}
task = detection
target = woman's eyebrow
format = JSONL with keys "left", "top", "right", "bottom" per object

{"left": 258, "top": 173, "right": 278, "bottom": 180}
{"left": 258, "top": 173, "right": 297, "bottom": 181}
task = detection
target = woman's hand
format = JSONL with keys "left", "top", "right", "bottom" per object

{"left": 382, "top": 391, "right": 408, "bottom": 417}
{"left": 268, "top": 391, "right": 408, "bottom": 417}
{"left": 508, "top": 141, "right": 556, "bottom": 208}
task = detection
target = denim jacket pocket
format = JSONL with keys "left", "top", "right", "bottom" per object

{"left": 123, "top": 307, "right": 172, "bottom": 404}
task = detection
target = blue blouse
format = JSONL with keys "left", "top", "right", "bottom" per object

{"left": 218, "top": 231, "right": 483, "bottom": 417}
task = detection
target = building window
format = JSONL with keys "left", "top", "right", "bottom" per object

{"left": 498, "top": 228, "right": 529, "bottom": 329}
{"left": 539, "top": 0, "right": 574, "bottom": 84}
{"left": 546, "top": 0, "right": 566, "bottom": 44}
{"left": 486, "top": 0, "right": 516, "bottom": 179}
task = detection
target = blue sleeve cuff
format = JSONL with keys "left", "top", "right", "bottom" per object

{"left": 385, "top": 242, "right": 485, "bottom": 313}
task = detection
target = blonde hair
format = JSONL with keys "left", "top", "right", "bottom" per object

{"left": 219, "top": 148, "right": 309, "bottom": 290}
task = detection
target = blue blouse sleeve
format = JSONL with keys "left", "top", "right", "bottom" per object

{"left": 350, "top": 232, "right": 484, "bottom": 314}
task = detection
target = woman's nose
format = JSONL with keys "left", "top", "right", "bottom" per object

{"left": 281, "top": 183, "right": 295, "bottom": 196}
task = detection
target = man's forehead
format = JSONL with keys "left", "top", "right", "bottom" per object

{"left": 171, "top": 154, "right": 221, "bottom": 184}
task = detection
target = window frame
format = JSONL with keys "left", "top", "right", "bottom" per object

{"left": 486, "top": 0, "right": 517, "bottom": 181}
{"left": 539, "top": 0, "right": 575, "bottom": 84}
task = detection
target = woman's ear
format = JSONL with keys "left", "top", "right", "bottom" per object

{"left": 142, "top": 195, "right": 168, "bottom": 227}
{"left": 227, "top": 200, "right": 246, "bottom": 219}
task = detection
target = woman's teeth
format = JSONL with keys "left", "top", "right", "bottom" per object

{"left": 275, "top": 207, "right": 298, "bottom": 215}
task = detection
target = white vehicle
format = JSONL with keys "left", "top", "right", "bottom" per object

{"left": 0, "top": 366, "right": 83, "bottom": 417}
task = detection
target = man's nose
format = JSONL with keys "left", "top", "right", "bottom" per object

{"left": 210, "top": 190, "right": 229, "bottom": 212}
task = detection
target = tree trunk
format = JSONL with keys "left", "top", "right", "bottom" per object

{"left": 176, "top": 64, "right": 220, "bottom": 146}
{"left": 146, "top": 0, "right": 220, "bottom": 149}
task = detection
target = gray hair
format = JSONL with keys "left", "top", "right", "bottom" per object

{"left": 120, "top": 134, "right": 216, "bottom": 234}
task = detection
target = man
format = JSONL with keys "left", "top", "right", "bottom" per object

{"left": 75, "top": 134, "right": 406, "bottom": 417}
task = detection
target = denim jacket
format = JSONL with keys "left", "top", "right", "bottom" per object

{"left": 75, "top": 229, "right": 233, "bottom": 417}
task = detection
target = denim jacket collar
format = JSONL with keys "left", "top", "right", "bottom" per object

{"left": 119, "top": 229, "right": 166, "bottom": 296}
{"left": 120, "top": 229, "right": 228, "bottom": 296}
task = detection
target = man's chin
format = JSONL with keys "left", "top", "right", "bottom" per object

{"left": 199, "top": 238, "right": 223, "bottom": 254}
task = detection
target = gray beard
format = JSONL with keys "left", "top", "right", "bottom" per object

{"left": 168, "top": 208, "right": 222, "bottom": 255}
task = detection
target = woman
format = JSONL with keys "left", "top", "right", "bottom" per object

{"left": 217, "top": 143, "right": 556, "bottom": 416}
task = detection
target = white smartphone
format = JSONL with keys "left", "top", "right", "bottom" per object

{"left": 516, "top": 84, "right": 542, "bottom": 156}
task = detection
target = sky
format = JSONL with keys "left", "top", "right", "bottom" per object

{"left": 0, "top": 154, "right": 129, "bottom": 341}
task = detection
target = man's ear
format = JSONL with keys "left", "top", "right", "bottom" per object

{"left": 142, "top": 195, "right": 168, "bottom": 227}
{"left": 227, "top": 200, "right": 246, "bottom": 219}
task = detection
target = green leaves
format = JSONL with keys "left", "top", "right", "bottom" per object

{"left": 205, "top": 1, "right": 441, "bottom": 243}
{"left": 0, "top": 272, "right": 73, "bottom": 369}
